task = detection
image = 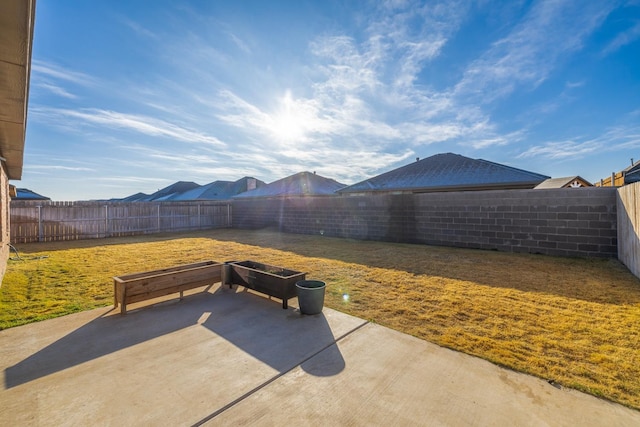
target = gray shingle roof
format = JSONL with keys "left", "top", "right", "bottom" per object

{"left": 118, "top": 192, "right": 150, "bottom": 202}
{"left": 117, "top": 177, "right": 266, "bottom": 201}
{"left": 145, "top": 181, "right": 200, "bottom": 201}
{"left": 14, "top": 188, "right": 50, "bottom": 200}
{"left": 167, "top": 177, "right": 265, "bottom": 200}
{"left": 338, "top": 153, "right": 550, "bottom": 194}
{"left": 623, "top": 162, "right": 640, "bottom": 184}
{"left": 233, "top": 171, "right": 346, "bottom": 198}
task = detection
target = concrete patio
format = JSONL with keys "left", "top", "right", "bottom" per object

{"left": 1, "top": 284, "right": 638, "bottom": 426}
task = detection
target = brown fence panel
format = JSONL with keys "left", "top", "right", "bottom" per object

{"left": 596, "top": 171, "right": 625, "bottom": 187}
{"left": 10, "top": 204, "right": 40, "bottom": 243}
{"left": 617, "top": 182, "right": 640, "bottom": 278}
{"left": 10, "top": 201, "right": 232, "bottom": 244}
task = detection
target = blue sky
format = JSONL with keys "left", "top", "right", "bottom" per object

{"left": 22, "top": 0, "right": 640, "bottom": 200}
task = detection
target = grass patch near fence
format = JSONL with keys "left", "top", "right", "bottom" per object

{"left": 2, "top": 228, "right": 640, "bottom": 409}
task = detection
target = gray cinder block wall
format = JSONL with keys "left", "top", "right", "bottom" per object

{"left": 232, "top": 187, "right": 618, "bottom": 258}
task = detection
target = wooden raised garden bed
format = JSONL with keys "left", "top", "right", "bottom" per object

{"left": 227, "top": 260, "right": 306, "bottom": 309}
{"left": 114, "top": 260, "right": 223, "bottom": 314}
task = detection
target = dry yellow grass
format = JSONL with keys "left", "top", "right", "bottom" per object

{"left": 2, "top": 228, "right": 639, "bottom": 409}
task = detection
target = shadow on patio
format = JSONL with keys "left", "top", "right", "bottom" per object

{"left": 4, "top": 284, "right": 347, "bottom": 389}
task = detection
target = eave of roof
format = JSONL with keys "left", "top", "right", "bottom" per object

{"left": 343, "top": 181, "right": 545, "bottom": 194}
{"left": 0, "top": 0, "right": 36, "bottom": 180}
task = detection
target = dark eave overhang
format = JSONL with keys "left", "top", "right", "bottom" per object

{"left": 338, "top": 181, "right": 543, "bottom": 194}
{"left": 0, "top": 0, "right": 36, "bottom": 180}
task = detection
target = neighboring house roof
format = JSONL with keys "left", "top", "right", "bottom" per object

{"left": 142, "top": 181, "right": 201, "bottom": 201}
{"left": 117, "top": 177, "right": 266, "bottom": 201}
{"left": 14, "top": 188, "right": 50, "bottom": 200}
{"left": 534, "top": 176, "right": 592, "bottom": 189}
{"left": 0, "top": 0, "right": 36, "bottom": 180}
{"left": 118, "top": 192, "right": 150, "bottom": 202}
{"left": 168, "top": 177, "right": 265, "bottom": 201}
{"left": 233, "top": 171, "right": 346, "bottom": 198}
{"left": 623, "top": 161, "right": 640, "bottom": 184}
{"left": 338, "top": 153, "right": 550, "bottom": 194}
{"left": 595, "top": 159, "right": 640, "bottom": 187}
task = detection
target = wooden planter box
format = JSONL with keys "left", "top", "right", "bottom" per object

{"left": 114, "top": 260, "right": 223, "bottom": 314}
{"left": 228, "top": 260, "right": 306, "bottom": 309}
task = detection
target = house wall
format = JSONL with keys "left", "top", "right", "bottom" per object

{"left": 0, "top": 164, "right": 11, "bottom": 281}
{"left": 232, "top": 187, "right": 618, "bottom": 258}
{"left": 616, "top": 182, "right": 640, "bottom": 277}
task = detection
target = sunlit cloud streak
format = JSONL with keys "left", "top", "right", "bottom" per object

{"left": 30, "top": 107, "right": 227, "bottom": 147}
{"left": 602, "top": 21, "right": 640, "bottom": 56}
{"left": 518, "top": 124, "right": 640, "bottom": 159}
{"left": 454, "top": 0, "right": 615, "bottom": 101}
{"left": 31, "top": 60, "right": 98, "bottom": 86}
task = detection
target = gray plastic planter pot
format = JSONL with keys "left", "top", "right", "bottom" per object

{"left": 296, "top": 280, "right": 326, "bottom": 315}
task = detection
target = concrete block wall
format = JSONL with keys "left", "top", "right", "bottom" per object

{"left": 232, "top": 187, "right": 618, "bottom": 258}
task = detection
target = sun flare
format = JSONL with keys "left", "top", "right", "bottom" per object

{"left": 270, "top": 91, "right": 309, "bottom": 142}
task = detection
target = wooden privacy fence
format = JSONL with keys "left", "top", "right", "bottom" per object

{"left": 617, "top": 182, "right": 640, "bottom": 278}
{"left": 596, "top": 171, "right": 625, "bottom": 187}
{"left": 10, "top": 201, "right": 232, "bottom": 243}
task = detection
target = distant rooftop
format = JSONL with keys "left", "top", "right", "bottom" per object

{"left": 535, "top": 176, "right": 592, "bottom": 189}
{"left": 146, "top": 181, "right": 201, "bottom": 201}
{"left": 623, "top": 161, "right": 640, "bottom": 185}
{"left": 13, "top": 188, "right": 50, "bottom": 200}
{"left": 115, "top": 177, "right": 266, "bottom": 202}
{"left": 338, "top": 153, "right": 550, "bottom": 194}
{"left": 233, "top": 172, "right": 346, "bottom": 198}
{"left": 166, "top": 177, "right": 265, "bottom": 201}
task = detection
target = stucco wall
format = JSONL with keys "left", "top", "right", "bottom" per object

{"left": 232, "top": 187, "right": 618, "bottom": 258}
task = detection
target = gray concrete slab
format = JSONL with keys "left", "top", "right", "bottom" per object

{"left": 1, "top": 283, "right": 638, "bottom": 426}
{"left": 0, "top": 284, "right": 365, "bottom": 426}
{"left": 213, "top": 322, "right": 640, "bottom": 426}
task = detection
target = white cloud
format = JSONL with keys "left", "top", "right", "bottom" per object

{"left": 226, "top": 31, "right": 251, "bottom": 54}
{"left": 517, "top": 140, "right": 601, "bottom": 159}
{"left": 28, "top": 165, "right": 94, "bottom": 172}
{"left": 518, "top": 124, "right": 640, "bottom": 159}
{"left": 602, "top": 21, "right": 640, "bottom": 56}
{"left": 34, "top": 82, "right": 78, "bottom": 99}
{"left": 31, "top": 60, "right": 97, "bottom": 86}
{"left": 467, "top": 130, "right": 526, "bottom": 149}
{"left": 454, "top": 0, "right": 615, "bottom": 101}
{"left": 31, "top": 107, "right": 227, "bottom": 147}
{"left": 120, "top": 18, "right": 158, "bottom": 39}
{"left": 92, "top": 176, "right": 163, "bottom": 184}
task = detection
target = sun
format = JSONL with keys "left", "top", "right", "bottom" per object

{"left": 270, "top": 91, "right": 308, "bottom": 142}
{"left": 273, "top": 111, "right": 305, "bottom": 141}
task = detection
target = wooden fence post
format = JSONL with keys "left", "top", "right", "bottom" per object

{"left": 37, "top": 205, "right": 42, "bottom": 242}
{"left": 104, "top": 205, "right": 109, "bottom": 238}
